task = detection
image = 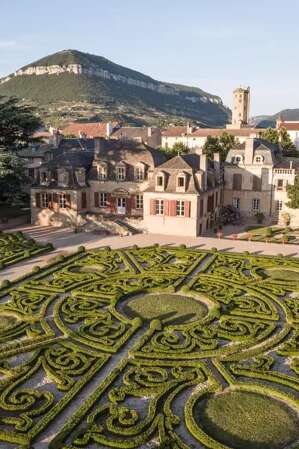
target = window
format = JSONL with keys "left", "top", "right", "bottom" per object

{"left": 232, "top": 197, "right": 240, "bottom": 209}
{"left": 233, "top": 174, "right": 242, "bottom": 190}
{"left": 232, "top": 155, "right": 242, "bottom": 164}
{"left": 155, "top": 199, "right": 164, "bottom": 215}
{"left": 58, "top": 193, "right": 67, "bottom": 208}
{"left": 277, "top": 179, "right": 284, "bottom": 190}
{"left": 40, "top": 171, "right": 48, "bottom": 185}
{"left": 116, "top": 166, "right": 126, "bottom": 181}
{"left": 136, "top": 194, "right": 143, "bottom": 209}
{"left": 135, "top": 167, "right": 144, "bottom": 181}
{"left": 76, "top": 169, "right": 85, "bottom": 186}
{"left": 276, "top": 200, "right": 283, "bottom": 211}
{"left": 98, "top": 166, "right": 107, "bottom": 180}
{"left": 255, "top": 156, "right": 262, "bottom": 163}
{"left": 100, "top": 193, "right": 108, "bottom": 207}
{"left": 41, "top": 193, "right": 49, "bottom": 208}
{"left": 58, "top": 170, "right": 68, "bottom": 186}
{"left": 176, "top": 200, "right": 185, "bottom": 216}
{"left": 157, "top": 176, "right": 164, "bottom": 187}
{"left": 178, "top": 176, "right": 185, "bottom": 187}
{"left": 252, "top": 198, "right": 260, "bottom": 211}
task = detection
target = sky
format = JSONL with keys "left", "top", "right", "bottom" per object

{"left": 0, "top": 0, "right": 298, "bottom": 116}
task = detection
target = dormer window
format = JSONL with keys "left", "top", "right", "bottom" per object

{"left": 156, "top": 172, "right": 166, "bottom": 191}
{"left": 40, "top": 171, "right": 49, "bottom": 185}
{"left": 58, "top": 169, "right": 69, "bottom": 187}
{"left": 76, "top": 168, "right": 86, "bottom": 186}
{"left": 135, "top": 166, "right": 144, "bottom": 181}
{"left": 232, "top": 155, "right": 243, "bottom": 164}
{"left": 98, "top": 163, "right": 107, "bottom": 180}
{"left": 116, "top": 164, "right": 126, "bottom": 181}
{"left": 178, "top": 176, "right": 185, "bottom": 187}
{"left": 255, "top": 156, "right": 263, "bottom": 164}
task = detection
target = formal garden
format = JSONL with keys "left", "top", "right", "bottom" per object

{"left": 0, "top": 231, "right": 53, "bottom": 271}
{"left": 0, "top": 244, "right": 299, "bottom": 449}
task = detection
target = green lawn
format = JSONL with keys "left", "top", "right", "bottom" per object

{"left": 123, "top": 293, "right": 208, "bottom": 324}
{"left": 194, "top": 391, "right": 299, "bottom": 449}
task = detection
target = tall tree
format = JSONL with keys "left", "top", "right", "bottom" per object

{"left": 286, "top": 175, "right": 299, "bottom": 208}
{"left": 259, "top": 127, "right": 296, "bottom": 153}
{"left": 203, "top": 132, "right": 237, "bottom": 162}
{"left": 0, "top": 152, "right": 28, "bottom": 203}
{"left": 0, "top": 96, "right": 41, "bottom": 151}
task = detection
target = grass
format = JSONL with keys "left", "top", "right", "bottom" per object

{"left": 264, "top": 268, "right": 299, "bottom": 281}
{"left": 194, "top": 391, "right": 299, "bottom": 449}
{"left": 0, "top": 314, "right": 18, "bottom": 331}
{"left": 123, "top": 293, "right": 207, "bottom": 325}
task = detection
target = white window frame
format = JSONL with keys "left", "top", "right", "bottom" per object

{"left": 98, "top": 166, "right": 107, "bottom": 180}
{"left": 252, "top": 198, "right": 260, "bottom": 211}
{"left": 255, "top": 156, "right": 263, "bottom": 163}
{"left": 155, "top": 199, "right": 164, "bottom": 215}
{"left": 276, "top": 200, "right": 283, "bottom": 211}
{"left": 176, "top": 200, "right": 185, "bottom": 216}
{"left": 58, "top": 193, "right": 66, "bottom": 209}
{"left": 116, "top": 166, "right": 126, "bottom": 181}
{"left": 41, "top": 193, "right": 49, "bottom": 208}
{"left": 136, "top": 194, "right": 143, "bottom": 209}
{"left": 177, "top": 176, "right": 185, "bottom": 188}
{"left": 135, "top": 167, "right": 144, "bottom": 181}
{"left": 156, "top": 175, "right": 164, "bottom": 187}
{"left": 232, "top": 197, "right": 240, "bottom": 209}
{"left": 100, "top": 192, "right": 108, "bottom": 207}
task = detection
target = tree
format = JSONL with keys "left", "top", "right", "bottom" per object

{"left": 0, "top": 152, "right": 28, "bottom": 203}
{"left": 157, "top": 142, "right": 190, "bottom": 159}
{"left": 259, "top": 127, "right": 296, "bottom": 154}
{"left": 0, "top": 96, "right": 41, "bottom": 151}
{"left": 203, "top": 132, "right": 237, "bottom": 162}
{"left": 287, "top": 175, "right": 299, "bottom": 208}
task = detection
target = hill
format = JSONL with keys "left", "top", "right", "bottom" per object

{"left": 252, "top": 109, "right": 299, "bottom": 128}
{"left": 0, "top": 49, "right": 230, "bottom": 127}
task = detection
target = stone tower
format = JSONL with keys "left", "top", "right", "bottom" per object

{"left": 227, "top": 86, "right": 250, "bottom": 129}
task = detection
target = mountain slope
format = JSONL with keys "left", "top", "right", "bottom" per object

{"left": 0, "top": 49, "right": 230, "bottom": 127}
{"left": 252, "top": 109, "right": 299, "bottom": 128}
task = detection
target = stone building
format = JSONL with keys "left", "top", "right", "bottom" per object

{"left": 226, "top": 86, "right": 250, "bottom": 129}
{"left": 223, "top": 137, "right": 299, "bottom": 225}
{"left": 143, "top": 153, "right": 222, "bottom": 236}
{"left": 31, "top": 138, "right": 166, "bottom": 226}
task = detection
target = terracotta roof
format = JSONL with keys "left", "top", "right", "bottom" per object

{"left": 278, "top": 122, "right": 299, "bottom": 131}
{"left": 191, "top": 128, "right": 257, "bottom": 137}
{"left": 162, "top": 127, "right": 189, "bottom": 137}
{"left": 62, "top": 122, "right": 119, "bottom": 138}
{"left": 33, "top": 131, "right": 52, "bottom": 139}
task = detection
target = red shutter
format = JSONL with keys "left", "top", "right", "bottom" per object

{"left": 35, "top": 193, "right": 41, "bottom": 208}
{"left": 131, "top": 195, "right": 136, "bottom": 210}
{"left": 150, "top": 199, "right": 156, "bottom": 215}
{"left": 170, "top": 200, "right": 177, "bottom": 217}
{"left": 66, "top": 194, "right": 71, "bottom": 208}
{"left": 94, "top": 192, "right": 99, "bottom": 207}
{"left": 164, "top": 200, "right": 169, "bottom": 216}
{"left": 81, "top": 192, "right": 87, "bottom": 209}
{"left": 108, "top": 194, "right": 116, "bottom": 213}
{"left": 185, "top": 201, "right": 191, "bottom": 217}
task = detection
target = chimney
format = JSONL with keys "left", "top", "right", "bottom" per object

{"left": 147, "top": 127, "right": 152, "bottom": 137}
{"left": 51, "top": 128, "right": 62, "bottom": 147}
{"left": 186, "top": 122, "right": 193, "bottom": 134}
{"left": 94, "top": 137, "right": 106, "bottom": 159}
{"left": 199, "top": 153, "right": 207, "bottom": 190}
{"left": 290, "top": 160, "right": 293, "bottom": 170}
{"left": 244, "top": 138, "right": 254, "bottom": 165}
{"left": 106, "top": 122, "right": 113, "bottom": 138}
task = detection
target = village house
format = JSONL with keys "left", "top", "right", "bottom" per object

{"left": 276, "top": 119, "right": 299, "bottom": 151}
{"left": 31, "top": 138, "right": 166, "bottom": 226}
{"left": 143, "top": 152, "right": 223, "bottom": 236}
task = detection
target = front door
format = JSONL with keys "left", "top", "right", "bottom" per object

{"left": 117, "top": 197, "right": 126, "bottom": 215}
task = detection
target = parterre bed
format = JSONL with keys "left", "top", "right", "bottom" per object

{"left": 0, "top": 244, "right": 299, "bottom": 449}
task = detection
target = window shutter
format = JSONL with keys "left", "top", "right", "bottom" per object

{"left": 185, "top": 201, "right": 191, "bottom": 217}
{"left": 35, "top": 193, "right": 41, "bottom": 208}
{"left": 66, "top": 194, "right": 71, "bottom": 208}
{"left": 170, "top": 200, "right": 176, "bottom": 216}
{"left": 108, "top": 194, "right": 116, "bottom": 213}
{"left": 164, "top": 200, "right": 169, "bottom": 216}
{"left": 200, "top": 199, "right": 204, "bottom": 217}
{"left": 131, "top": 195, "right": 136, "bottom": 209}
{"left": 150, "top": 199, "right": 156, "bottom": 215}
{"left": 94, "top": 192, "right": 99, "bottom": 207}
{"left": 81, "top": 192, "right": 87, "bottom": 209}
{"left": 48, "top": 193, "right": 53, "bottom": 209}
